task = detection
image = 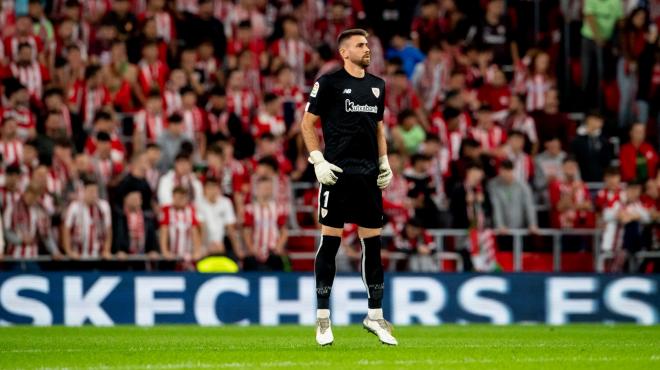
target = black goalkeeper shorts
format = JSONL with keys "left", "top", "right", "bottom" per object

{"left": 318, "top": 173, "right": 384, "bottom": 229}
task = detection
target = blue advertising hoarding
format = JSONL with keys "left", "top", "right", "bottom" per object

{"left": 0, "top": 273, "right": 657, "bottom": 326}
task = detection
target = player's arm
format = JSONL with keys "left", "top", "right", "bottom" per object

{"left": 300, "top": 111, "right": 343, "bottom": 185}
{"left": 376, "top": 120, "right": 393, "bottom": 190}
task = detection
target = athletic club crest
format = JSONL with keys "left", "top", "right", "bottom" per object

{"left": 372, "top": 87, "right": 380, "bottom": 98}
{"left": 321, "top": 208, "right": 328, "bottom": 218}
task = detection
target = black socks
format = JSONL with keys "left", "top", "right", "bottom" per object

{"left": 314, "top": 235, "right": 341, "bottom": 310}
{"left": 361, "top": 236, "right": 384, "bottom": 309}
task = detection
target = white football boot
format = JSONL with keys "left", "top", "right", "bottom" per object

{"left": 363, "top": 316, "right": 398, "bottom": 346}
{"left": 316, "top": 318, "right": 334, "bottom": 346}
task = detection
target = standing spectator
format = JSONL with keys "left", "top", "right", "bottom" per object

{"left": 2, "top": 184, "right": 59, "bottom": 259}
{"left": 0, "top": 165, "right": 23, "bottom": 212}
{"left": 137, "top": 41, "right": 169, "bottom": 96}
{"left": 393, "top": 217, "right": 437, "bottom": 272}
{"left": 469, "top": 105, "right": 506, "bottom": 156}
{"left": 1, "top": 82, "right": 36, "bottom": 141}
{"left": 596, "top": 166, "right": 624, "bottom": 212}
{"left": 155, "top": 115, "right": 187, "bottom": 173}
{"left": 404, "top": 154, "right": 442, "bottom": 228}
{"left": 133, "top": 91, "right": 168, "bottom": 152}
{"left": 501, "top": 130, "right": 534, "bottom": 184}
{"left": 243, "top": 176, "right": 288, "bottom": 271}
{"left": 112, "top": 191, "right": 158, "bottom": 258}
{"left": 581, "top": 0, "right": 624, "bottom": 110}
{"left": 618, "top": 8, "right": 651, "bottom": 127}
{"left": 382, "top": 151, "right": 411, "bottom": 231}
{"left": 68, "top": 65, "right": 112, "bottom": 131}
{"left": 411, "top": 0, "right": 445, "bottom": 54}
{"left": 449, "top": 162, "right": 487, "bottom": 229}
{"left": 386, "top": 69, "right": 428, "bottom": 129}
{"left": 503, "top": 94, "right": 538, "bottom": 154}
{"left": 90, "top": 132, "right": 124, "bottom": 198}
{"left": 531, "top": 88, "right": 574, "bottom": 147}
{"left": 114, "top": 154, "right": 154, "bottom": 212}
{"left": 158, "top": 186, "right": 202, "bottom": 264}
{"left": 517, "top": 51, "right": 555, "bottom": 112}
{"left": 412, "top": 43, "right": 452, "bottom": 111}
{"left": 487, "top": 160, "right": 538, "bottom": 234}
{"left": 157, "top": 153, "right": 203, "bottom": 206}
{"left": 386, "top": 33, "right": 425, "bottom": 79}
{"left": 534, "top": 137, "right": 567, "bottom": 194}
{"left": 601, "top": 181, "right": 651, "bottom": 272}
{"left": 270, "top": 15, "right": 313, "bottom": 86}
{"left": 572, "top": 112, "right": 614, "bottom": 182}
{"left": 9, "top": 43, "right": 49, "bottom": 100}
{"left": 468, "top": 0, "right": 519, "bottom": 66}
{"left": 548, "top": 157, "right": 595, "bottom": 229}
{"left": 0, "top": 117, "right": 24, "bottom": 167}
{"left": 392, "top": 109, "right": 426, "bottom": 155}
{"left": 62, "top": 178, "right": 113, "bottom": 260}
{"left": 477, "top": 66, "right": 511, "bottom": 120}
{"left": 196, "top": 178, "right": 242, "bottom": 258}
{"left": 620, "top": 122, "right": 659, "bottom": 183}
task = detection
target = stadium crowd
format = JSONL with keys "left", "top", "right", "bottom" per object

{"left": 0, "top": 0, "right": 659, "bottom": 273}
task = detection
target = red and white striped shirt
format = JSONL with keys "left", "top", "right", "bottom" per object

{"left": 431, "top": 113, "right": 468, "bottom": 161}
{"left": 134, "top": 109, "right": 167, "bottom": 142}
{"left": 252, "top": 111, "right": 285, "bottom": 138}
{"left": 159, "top": 204, "right": 199, "bottom": 258}
{"left": 412, "top": 56, "right": 452, "bottom": 111}
{"left": 270, "top": 38, "right": 312, "bottom": 86}
{"left": 10, "top": 61, "right": 49, "bottom": 99}
{"left": 83, "top": 0, "right": 111, "bottom": 21}
{"left": 244, "top": 201, "right": 287, "bottom": 262}
{"left": 0, "top": 140, "right": 23, "bottom": 166}
{"left": 176, "top": 0, "right": 198, "bottom": 14}
{"left": 469, "top": 125, "right": 506, "bottom": 152}
{"left": 0, "top": 187, "right": 21, "bottom": 212}
{"left": 0, "top": 107, "right": 36, "bottom": 141}
{"left": 4, "top": 35, "right": 43, "bottom": 61}
{"left": 504, "top": 113, "right": 538, "bottom": 144}
{"left": 523, "top": 74, "right": 553, "bottom": 112}
{"left": 180, "top": 106, "right": 206, "bottom": 140}
{"left": 138, "top": 60, "right": 168, "bottom": 94}
{"left": 139, "top": 11, "right": 176, "bottom": 44}
{"left": 502, "top": 147, "right": 534, "bottom": 183}
{"left": 64, "top": 200, "right": 112, "bottom": 258}
{"left": 164, "top": 89, "right": 183, "bottom": 116}
{"left": 226, "top": 88, "right": 257, "bottom": 127}
{"left": 68, "top": 81, "right": 111, "bottom": 130}
{"left": 85, "top": 132, "right": 126, "bottom": 163}
{"left": 3, "top": 198, "right": 50, "bottom": 259}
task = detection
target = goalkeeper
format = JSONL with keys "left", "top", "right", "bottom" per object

{"left": 300, "top": 28, "right": 397, "bottom": 346}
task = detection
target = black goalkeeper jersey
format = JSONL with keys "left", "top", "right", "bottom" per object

{"left": 305, "top": 68, "right": 385, "bottom": 176}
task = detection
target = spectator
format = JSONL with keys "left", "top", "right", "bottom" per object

{"left": 469, "top": 104, "right": 506, "bottom": 156}
{"left": 620, "top": 122, "right": 659, "bottom": 183}
{"left": 572, "top": 112, "right": 614, "bottom": 182}
{"left": 158, "top": 186, "right": 203, "bottom": 266}
{"left": 618, "top": 8, "right": 652, "bottom": 127}
{"left": 468, "top": 0, "right": 519, "bottom": 66}
{"left": 530, "top": 88, "right": 574, "bottom": 148}
{"left": 404, "top": 154, "right": 442, "bottom": 228}
{"left": 501, "top": 130, "right": 534, "bottom": 184}
{"left": 548, "top": 157, "right": 595, "bottom": 229}
{"left": 386, "top": 32, "right": 425, "bottom": 79}
{"left": 392, "top": 109, "right": 426, "bottom": 155}
{"left": 504, "top": 94, "right": 538, "bottom": 153}
{"left": 133, "top": 90, "right": 168, "bottom": 152}
{"left": 196, "top": 178, "right": 242, "bottom": 259}
{"left": 477, "top": 66, "right": 511, "bottom": 120}
{"left": 112, "top": 191, "right": 158, "bottom": 258}
{"left": 517, "top": 50, "right": 554, "bottom": 112}
{"left": 487, "top": 159, "right": 538, "bottom": 234}
{"left": 534, "top": 137, "right": 567, "bottom": 194}
{"left": 596, "top": 166, "right": 624, "bottom": 212}
{"left": 243, "top": 176, "right": 288, "bottom": 271}
{"left": 62, "top": 178, "right": 113, "bottom": 260}
{"left": 411, "top": 0, "right": 445, "bottom": 54}
{"left": 9, "top": 42, "right": 49, "bottom": 101}
{"left": 252, "top": 93, "right": 285, "bottom": 138}
{"left": 155, "top": 114, "right": 188, "bottom": 172}
{"left": 581, "top": 0, "right": 624, "bottom": 110}
{"left": 0, "top": 82, "right": 36, "bottom": 141}
{"left": 0, "top": 165, "right": 23, "bottom": 211}
{"left": 393, "top": 217, "right": 437, "bottom": 272}
{"left": 0, "top": 117, "right": 24, "bottom": 167}
{"left": 382, "top": 151, "right": 411, "bottom": 231}
{"left": 269, "top": 15, "right": 313, "bottom": 86}
{"left": 449, "top": 162, "right": 487, "bottom": 229}
{"left": 114, "top": 154, "right": 155, "bottom": 212}
{"left": 601, "top": 181, "right": 651, "bottom": 272}
{"left": 412, "top": 43, "right": 452, "bottom": 111}
{"left": 2, "top": 184, "right": 60, "bottom": 259}
{"left": 90, "top": 132, "right": 124, "bottom": 197}
{"left": 68, "top": 65, "right": 111, "bottom": 131}
{"left": 157, "top": 152, "right": 203, "bottom": 206}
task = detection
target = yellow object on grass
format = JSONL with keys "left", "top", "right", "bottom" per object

{"left": 196, "top": 256, "right": 239, "bottom": 273}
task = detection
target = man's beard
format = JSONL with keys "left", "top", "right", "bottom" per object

{"left": 351, "top": 55, "right": 370, "bottom": 68}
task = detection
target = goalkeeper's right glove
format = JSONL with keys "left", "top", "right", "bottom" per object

{"left": 308, "top": 150, "right": 343, "bottom": 186}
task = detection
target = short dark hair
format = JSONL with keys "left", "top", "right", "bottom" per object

{"left": 257, "top": 156, "right": 279, "bottom": 172}
{"left": 168, "top": 113, "right": 183, "bottom": 123}
{"left": 96, "top": 131, "right": 111, "bottom": 142}
{"left": 500, "top": 159, "right": 514, "bottom": 170}
{"left": 337, "top": 28, "right": 368, "bottom": 47}
{"left": 508, "top": 130, "right": 525, "bottom": 139}
{"left": 604, "top": 166, "right": 620, "bottom": 177}
{"left": 172, "top": 186, "right": 188, "bottom": 195}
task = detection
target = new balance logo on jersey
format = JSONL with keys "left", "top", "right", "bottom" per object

{"left": 343, "top": 89, "right": 352, "bottom": 94}
{"left": 345, "top": 99, "right": 378, "bottom": 113}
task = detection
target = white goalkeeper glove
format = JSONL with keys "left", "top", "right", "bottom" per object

{"left": 377, "top": 155, "right": 393, "bottom": 190}
{"left": 308, "top": 150, "right": 343, "bottom": 186}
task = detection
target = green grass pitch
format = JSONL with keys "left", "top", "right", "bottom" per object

{"left": 1, "top": 325, "right": 659, "bottom": 369}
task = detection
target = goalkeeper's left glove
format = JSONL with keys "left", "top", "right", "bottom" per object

{"left": 377, "top": 155, "right": 393, "bottom": 190}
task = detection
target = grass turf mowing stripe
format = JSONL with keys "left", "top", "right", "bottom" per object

{"left": 0, "top": 325, "right": 658, "bottom": 370}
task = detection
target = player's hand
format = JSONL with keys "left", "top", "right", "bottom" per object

{"left": 308, "top": 150, "right": 343, "bottom": 186}
{"left": 377, "top": 155, "right": 393, "bottom": 190}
